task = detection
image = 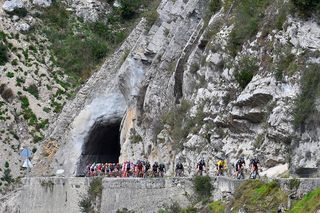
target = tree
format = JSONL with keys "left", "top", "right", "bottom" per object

{"left": 119, "top": 0, "right": 143, "bottom": 19}
{"left": 0, "top": 42, "right": 8, "bottom": 65}
{"left": 1, "top": 161, "right": 13, "bottom": 184}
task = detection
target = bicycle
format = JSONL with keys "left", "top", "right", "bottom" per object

{"left": 250, "top": 169, "right": 260, "bottom": 179}
{"left": 175, "top": 169, "right": 184, "bottom": 177}
{"left": 236, "top": 168, "right": 245, "bottom": 179}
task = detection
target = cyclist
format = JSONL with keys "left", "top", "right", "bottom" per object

{"left": 136, "top": 160, "right": 144, "bottom": 177}
{"left": 216, "top": 158, "right": 226, "bottom": 176}
{"left": 175, "top": 161, "right": 184, "bottom": 177}
{"left": 159, "top": 162, "right": 166, "bottom": 177}
{"left": 249, "top": 157, "right": 260, "bottom": 179}
{"left": 235, "top": 157, "right": 245, "bottom": 179}
{"left": 196, "top": 158, "right": 206, "bottom": 176}
{"left": 144, "top": 160, "right": 151, "bottom": 178}
{"left": 152, "top": 162, "right": 159, "bottom": 177}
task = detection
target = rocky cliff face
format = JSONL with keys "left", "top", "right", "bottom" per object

{"left": 0, "top": 0, "right": 319, "bottom": 180}
{"left": 33, "top": 0, "right": 320, "bottom": 178}
{"left": 118, "top": 0, "right": 320, "bottom": 177}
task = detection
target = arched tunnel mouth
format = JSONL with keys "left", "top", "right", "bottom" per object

{"left": 77, "top": 119, "right": 121, "bottom": 176}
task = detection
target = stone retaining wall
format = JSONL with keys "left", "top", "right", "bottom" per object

{"left": 1, "top": 177, "right": 319, "bottom": 213}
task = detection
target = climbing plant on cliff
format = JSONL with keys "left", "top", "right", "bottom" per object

{"left": 1, "top": 161, "right": 13, "bottom": 184}
{"left": 193, "top": 175, "right": 213, "bottom": 200}
{"left": 293, "top": 64, "right": 320, "bottom": 129}
{"left": 291, "top": 0, "right": 320, "bottom": 18}
{"left": 234, "top": 56, "right": 259, "bottom": 89}
{"left": 228, "top": 0, "right": 271, "bottom": 56}
{"left": 79, "top": 178, "right": 103, "bottom": 213}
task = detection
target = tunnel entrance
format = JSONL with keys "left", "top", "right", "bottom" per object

{"left": 77, "top": 119, "right": 121, "bottom": 175}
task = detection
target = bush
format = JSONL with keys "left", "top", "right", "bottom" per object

{"left": 24, "top": 84, "right": 39, "bottom": 99}
{"left": 144, "top": 10, "right": 159, "bottom": 27}
{"left": 291, "top": 0, "right": 320, "bottom": 17}
{"left": 161, "top": 100, "right": 193, "bottom": 148}
{"left": 88, "top": 178, "right": 103, "bottom": 199}
{"left": 129, "top": 134, "right": 142, "bottom": 143}
{"left": 20, "top": 96, "right": 29, "bottom": 108}
{"left": 228, "top": 0, "right": 270, "bottom": 56}
{"left": 231, "top": 180, "right": 287, "bottom": 212}
{"left": 209, "top": 0, "right": 222, "bottom": 13}
{"left": 119, "top": 0, "right": 143, "bottom": 19}
{"left": 1, "top": 86, "right": 14, "bottom": 102}
{"left": 193, "top": 175, "right": 213, "bottom": 199}
{"left": 234, "top": 56, "right": 258, "bottom": 89}
{"left": 79, "top": 196, "right": 93, "bottom": 213}
{"left": 208, "top": 201, "right": 225, "bottom": 213}
{"left": 79, "top": 178, "right": 103, "bottom": 213}
{"left": 293, "top": 64, "right": 320, "bottom": 128}
{"left": 6, "top": 72, "right": 14, "bottom": 78}
{"left": 290, "top": 187, "right": 320, "bottom": 213}
{"left": 1, "top": 161, "right": 13, "bottom": 184}
{"left": 9, "top": 8, "right": 28, "bottom": 18}
{"left": 0, "top": 42, "right": 8, "bottom": 65}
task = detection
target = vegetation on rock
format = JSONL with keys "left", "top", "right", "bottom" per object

{"left": 234, "top": 56, "right": 258, "bottom": 89}
{"left": 293, "top": 64, "right": 320, "bottom": 128}
{"left": 79, "top": 178, "right": 103, "bottom": 213}
{"left": 228, "top": 0, "right": 271, "bottom": 56}
{"left": 208, "top": 200, "right": 225, "bottom": 213}
{"left": 228, "top": 180, "right": 287, "bottom": 212}
{"left": 193, "top": 175, "right": 213, "bottom": 200}
{"left": 291, "top": 0, "right": 320, "bottom": 17}
{"left": 291, "top": 187, "right": 320, "bottom": 213}
{"left": 0, "top": 161, "right": 13, "bottom": 184}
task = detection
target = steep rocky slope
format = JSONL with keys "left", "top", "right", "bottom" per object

{"left": 0, "top": 0, "right": 155, "bottom": 179}
{"left": 25, "top": 0, "right": 320, "bottom": 178}
{"left": 0, "top": 0, "right": 319, "bottom": 186}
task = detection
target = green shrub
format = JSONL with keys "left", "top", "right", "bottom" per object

{"left": 144, "top": 10, "right": 159, "bottom": 27}
{"left": 231, "top": 180, "right": 287, "bottom": 212}
{"left": 0, "top": 42, "right": 8, "bottom": 65}
{"left": 234, "top": 56, "right": 258, "bottom": 89}
{"left": 1, "top": 161, "right": 13, "bottom": 184}
{"left": 88, "top": 178, "right": 103, "bottom": 199}
{"left": 129, "top": 134, "right": 142, "bottom": 143}
{"left": 119, "top": 0, "right": 143, "bottom": 19}
{"left": 79, "top": 178, "right": 103, "bottom": 213}
{"left": 209, "top": 0, "right": 222, "bottom": 13}
{"left": 228, "top": 0, "right": 270, "bottom": 56}
{"left": 161, "top": 100, "right": 194, "bottom": 148}
{"left": 275, "top": 53, "right": 295, "bottom": 81}
{"left": 20, "top": 96, "right": 29, "bottom": 108}
{"left": 291, "top": 0, "right": 320, "bottom": 17}
{"left": 158, "top": 202, "right": 197, "bottom": 213}
{"left": 116, "top": 208, "right": 135, "bottom": 213}
{"left": 289, "top": 178, "right": 300, "bottom": 189}
{"left": 79, "top": 196, "right": 93, "bottom": 213}
{"left": 290, "top": 187, "right": 320, "bottom": 213}
{"left": 208, "top": 201, "right": 225, "bottom": 213}
{"left": 193, "top": 175, "right": 213, "bottom": 199}
{"left": 24, "top": 84, "right": 39, "bottom": 99}
{"left": 9, "top": 8, "right": 28, "bottom": 18}
{"left": 6, "top": 72, "right": 14, "bottom": 78}
{"left": 293, "top": 64, "right": 320, "bottom": 128}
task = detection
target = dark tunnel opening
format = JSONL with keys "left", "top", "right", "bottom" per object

{"left": 77, "top": 119, "right": 121, "bottom": 176}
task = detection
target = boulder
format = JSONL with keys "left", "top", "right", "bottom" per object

{"left": 15, "top": 22, "right": 30, "bottom": 32}
{"left": 260, "top": 163, "right": 288, "bottom": 178}
{"left": 33, "top": 0, "right": 52, "bottom": 7}
{"left": 2, "top": 0, "right": 24, "bottom": 13}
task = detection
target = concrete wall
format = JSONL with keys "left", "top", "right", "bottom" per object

{"left": 1, "top": 177, "right": 320, "bottom": 213}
